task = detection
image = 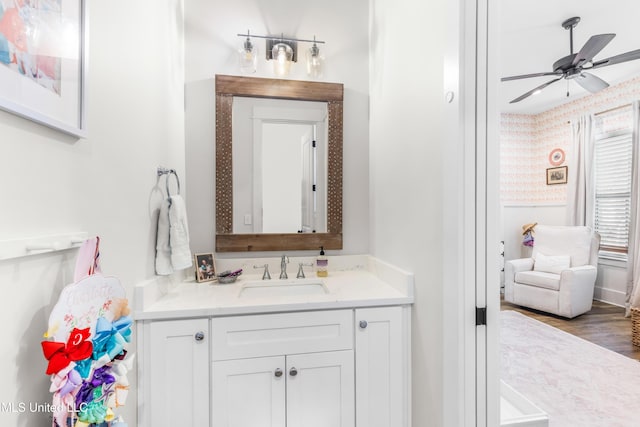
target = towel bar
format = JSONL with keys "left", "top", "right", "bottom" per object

{"left": 0, "top": 232, "right": 88, "bottom": 261}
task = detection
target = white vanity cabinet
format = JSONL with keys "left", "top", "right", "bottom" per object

{"left": 143, "top": 318, "right": 210, "bottom": 426}
{"left": 212, "top": 350, "right": 354, "bottom": 427}
{"left": 211, "top": 309, "right": 355, "bottom": 427}
{"left": 355, "top": 306, "right": 409, "bottom": 427}
{"left": 140, "top": 306, "right": 411, "bottom": 427}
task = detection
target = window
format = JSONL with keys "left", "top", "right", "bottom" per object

{"left": 593, "top": 105, "right": 633, "bottom": 259}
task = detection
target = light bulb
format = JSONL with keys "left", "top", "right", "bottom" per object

{"left": 306, "top": 43, "right": 324, "bottom": 78}
{"left": 272, "top": 43, "right": 293, "bottom": 76}
{"left": 238, "top": 36, "right": 257, "bottom": 74}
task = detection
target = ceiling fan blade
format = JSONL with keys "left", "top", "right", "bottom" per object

{"left": 572, "top": 34, "right": 616, "bottom": 66}
{"left": 509, "top": 77, "right": 564, "bottom": 104}
{"left": 501, "top": 72, "right": 563, "bottom": 82}
{"left": 591, "top": 48, "right": 640, "bottom": 69}
{"left": 573, "top": 72, "right": 609, "bottom": 93}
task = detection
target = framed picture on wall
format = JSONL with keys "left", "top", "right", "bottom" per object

{"left": 195, "top": 253, "right": 216, "bottom": 282}
{"left": 546, "top": 166, "right": 568, "bottom": 185}
{"left": 0, "top": 0, "right": 88, "bottom": 137}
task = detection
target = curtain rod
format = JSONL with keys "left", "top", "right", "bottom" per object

{"left": 594, "top": 103, "right": 632, "bottom": 117}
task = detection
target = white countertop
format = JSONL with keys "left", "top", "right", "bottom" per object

{"left": 135, "top": 255, "right": 414, "bottom": 320}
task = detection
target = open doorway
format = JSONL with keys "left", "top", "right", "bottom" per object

{"left": 494, "top": 1, "right": 640, "bottom": 425}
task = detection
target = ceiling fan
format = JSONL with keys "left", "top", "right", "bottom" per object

{"left": 502, "top": 16, "right": 640, "bottom": 104}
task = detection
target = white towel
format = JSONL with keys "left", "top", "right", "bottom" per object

{"left": 155, "top": 199, "right": 173, "bottom": 275}
{"left": 168, "top": 194, "right": 193, "bottom": 270}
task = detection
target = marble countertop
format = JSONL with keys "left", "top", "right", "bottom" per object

{"left": 135, "top": 255, "right": 414, "bottom": 320}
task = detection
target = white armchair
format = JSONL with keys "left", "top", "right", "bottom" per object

{"left": 504, "top": 225, "right": 600, "bottom": 318}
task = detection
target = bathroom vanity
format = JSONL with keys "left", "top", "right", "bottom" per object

{"left": 135, "top": 255, "right": 414, "bottom": 427}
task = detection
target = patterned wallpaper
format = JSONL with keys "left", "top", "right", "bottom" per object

{"left": 500, "top": 75, "right": 640, "bottom": 204}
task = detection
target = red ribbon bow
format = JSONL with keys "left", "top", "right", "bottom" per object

{"left": 41, "top": 328, "right": 93, "bottom": 375}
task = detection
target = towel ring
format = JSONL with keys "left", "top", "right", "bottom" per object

{"left": 166, "top": 170, "right": 180, "bottom": 197}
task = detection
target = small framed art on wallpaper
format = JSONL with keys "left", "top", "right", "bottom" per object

{"left": 546, "top": 166, "right": 568, "bottom": 185}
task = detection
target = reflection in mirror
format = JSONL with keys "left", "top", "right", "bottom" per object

{"left": 232, "top": 97, "right": 327, "bottom": 234}
{"left": 215, "top": 75, "right": 343, "bottom": 252}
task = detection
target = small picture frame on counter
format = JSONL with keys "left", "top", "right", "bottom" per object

{"left": 195, "top": 253, "right": 216, "bottom": 282}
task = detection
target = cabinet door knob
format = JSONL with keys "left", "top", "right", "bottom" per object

{"left": 274, "top": 368, "right": 283, "bottom": 378}
{"left": 194, "top": 331, "right": 205, "bottom": 341}
{"left": 289, "top": 367, "right": 298, "bottom": 377}
{"left": 359, "top": 320, "right": 368, "bottom": 329}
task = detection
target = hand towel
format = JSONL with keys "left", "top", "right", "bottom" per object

{"left": 154, "top": 199, "right": 173, "bottom": 275}
{"left": 168, "top": 194, "right": 193, "bottom": 270}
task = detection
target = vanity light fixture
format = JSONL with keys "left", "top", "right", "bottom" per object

{"left": 236, "top": 32, "right": 325, "bottom": 78}
{"left": 238, "top": 30, "right": 258, "bottom": 74}
{"left": 306, "top": 36, "right": 324, "bottom": 78}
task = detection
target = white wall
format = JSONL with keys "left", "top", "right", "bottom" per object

{"left": 501, "top": 205, "right": 567, "bottom": 262}
{"left": 369, "top": 0, "right": 448, "bottom": 425}
{"left": 0, "top": 1, "right": 184, "bottom": 424}
{"left": 184, "top": 0, "right": 370, "bottom": 257}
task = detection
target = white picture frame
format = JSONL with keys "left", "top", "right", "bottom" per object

{"left": 0, "top": 0, "right": 88, "bottom": 137}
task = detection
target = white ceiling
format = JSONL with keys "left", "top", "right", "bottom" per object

{"left": 500, "top": 0, "right": 640, "bottom": 114}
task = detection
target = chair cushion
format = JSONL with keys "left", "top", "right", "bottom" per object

{"left": 532, "top": 225, "right": 594, "bottom": 267}
{"left": 534, "top": 253, "right": 570, "bottom": 274}
{"left": 515, "top": 271, "right": 561, "bottom": 291}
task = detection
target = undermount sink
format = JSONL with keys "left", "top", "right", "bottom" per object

{"left": 238, "top": 278, "right": 329, "bottom": 298}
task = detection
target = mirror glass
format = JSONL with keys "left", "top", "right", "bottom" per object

{"left": 215, "top": 75, "right": 343, "bottom": 252}
{"left": 232, "top": 97, "right": 328, "bottom": 234}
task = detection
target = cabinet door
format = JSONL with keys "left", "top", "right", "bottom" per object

{"left": 148, "top": 318, "right": 209, "bottom": 427}
{"left": 355, "top": 306, "right": 407, "bottom": 427}
{"left": 212, "top": 356, "right": 286, "bottom": 427}
{"left": 286, "top": 350, "right": 355, "bottom": 427}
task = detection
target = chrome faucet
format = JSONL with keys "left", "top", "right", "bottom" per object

{"left": 279, "top": 255, "right": 289, "bottom": 279}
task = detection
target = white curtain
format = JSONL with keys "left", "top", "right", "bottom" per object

{"left": 627, "top": 101, "right": 640, "bottom": 314}
{"left": 566, "top": 115, "right": 594, "bottom": 226}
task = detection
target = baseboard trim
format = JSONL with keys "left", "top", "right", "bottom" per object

{"left": 594, "top": 286, "right": 626, "bottom": 307}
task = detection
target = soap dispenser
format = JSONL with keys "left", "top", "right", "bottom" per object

{"left": 316, "top": 246, "right": 328, "bottom": 277}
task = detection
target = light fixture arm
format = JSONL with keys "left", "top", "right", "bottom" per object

{"left": 236, "top": 33, "right": 325, "bottom": 45}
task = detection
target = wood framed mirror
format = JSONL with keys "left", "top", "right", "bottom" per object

{"left": 215, "top": 74, "right": 343, "bottom": 252}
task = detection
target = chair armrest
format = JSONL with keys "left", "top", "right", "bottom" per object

{"left": 504, "top": 258, "right": 534, "bottom": 302}
{"left": 561, "top": 265, "right": 598, "bottom": 283}
{"left": 505, "top": 258, "right": 534, "bottom": 274}
{"left": 558, "top": 265, "right": 598, "bottom": 317}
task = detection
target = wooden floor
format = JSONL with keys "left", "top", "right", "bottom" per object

{"left": 501, "top": 299, "right": 640, "bottom": 361}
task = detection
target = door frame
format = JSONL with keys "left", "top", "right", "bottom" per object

{"left": 443, "top": 0, "right": 500, "bottom": 425}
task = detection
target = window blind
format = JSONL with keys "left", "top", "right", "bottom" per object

{"left": 594, "top": 133, "right": 632, "bottom": 255}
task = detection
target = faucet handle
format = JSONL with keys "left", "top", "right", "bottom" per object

{"left": 253, "top": 264, "right": 271, "bottom": 280}
{"left": 296, "top": 262, "right": 314, "bottom": 279}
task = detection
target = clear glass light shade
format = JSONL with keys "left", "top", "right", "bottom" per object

{"left": 238, "top": 38, "right": 258, "bottom": 74}
{"left": 306, "top": 44, "right": 324, "bottom": 78}
{"left": 271, "top": 43, "right": 293, "bottom": 76}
